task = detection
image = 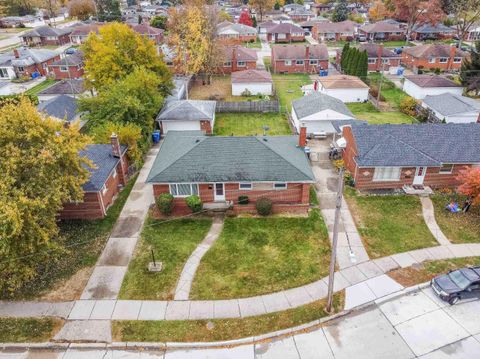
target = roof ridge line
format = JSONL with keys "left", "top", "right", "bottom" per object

{"left": 389, "top": 132, "right": 441, "bottom": 165}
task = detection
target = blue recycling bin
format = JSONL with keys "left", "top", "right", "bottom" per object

{"left": 319, "top": 70, "right": 328, "bottom": 77}
{"left": 152, "top": 130, "right": 160, "bottom": 143}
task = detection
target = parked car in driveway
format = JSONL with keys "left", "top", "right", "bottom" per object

{"left": 431, "top": 267, "right": 480, "bottom": 305}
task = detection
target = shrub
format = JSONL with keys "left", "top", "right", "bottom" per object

{"left": 368, "top": 87, "right": 385, "bottom": 102}
{"left": 399, "top": 96, "right": 417, "bottom": 117}
{"left": 241, "top": 88, "right": 252, "bottom": 97}
{"left": 156, "top": 193, "right": 174, "bottom": 215}
{"left": 185, "top": 195, "right": 203, "bottom": 213}
{"left": 344, "top": 171, "right": 355, "bottom": 187}
{"left": 434, "top": 67, "right": 441, "bottom": 75}
{"left": 238, "top": 195, "right": 249, "bottom": 205}
{"left": 256, "top": 197, "right": 273, "bottom": 216}
{"left": 248, "top": 229, "right": 269, "bottom": 246}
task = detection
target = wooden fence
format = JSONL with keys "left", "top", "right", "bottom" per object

{"left": 215, "top": 100, "right": 280, "bottom": 113}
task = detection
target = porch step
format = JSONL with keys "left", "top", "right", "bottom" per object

{"left": 203, "top": 201, "right": 233, "bottom": 212}
{"left": 403, "top": 184, "right": 433, "bottom": 196}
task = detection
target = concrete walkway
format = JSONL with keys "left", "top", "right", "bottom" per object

{"left": 174, "top": 215, "right": 224, "bottom": 300}
{"left": 420, "top": 197, "right": 451, "bottom": 246}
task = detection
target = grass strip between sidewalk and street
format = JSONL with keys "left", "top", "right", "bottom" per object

{"left": 0, "top": 318, "right": 64, "bottom": 342}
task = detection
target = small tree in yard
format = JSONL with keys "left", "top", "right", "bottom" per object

{"left": 239, "top": 10, "right": 253, "bottom": 26}
{"left": 340, "top": 43, "right": 350, "bottom": 71}
{"left": 157, "top": 193, "right": 175, "bottom": 215}
{"left": 399, "top": 96, "right": 417, "bottom": 117}
{"left": 186, "top": 195, "right": 203, "bottom": 213}
{"left": 256, "top": 197, "right": 273, "bottom": 216}
{"left": 458, "top": 167, "right": 480, "bottom": 205}
{"left": 332, "top": 0, "right": 349, "bottom": 22}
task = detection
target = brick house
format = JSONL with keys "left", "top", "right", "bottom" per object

{"left": 410, "top": 23, "right": 456, "bottom": 41}
{"left": 146, "top": 130, "right": 315, "bottom": 215}
{"left": 48, "top": 51, "right": 84, "bottom": 80}
{"left": 21, "top": 26, "right": 72, "bottom": 46}
{"left": 130, "top": 24, "right": 164, "bottom": 45}
{"left": 402, "top": 44, "right": 468, "bottom": 72}
{"left": 341, "top": 123, "right": 480, "bottom": 191}
{"left": 336, "top": 44, "right": 401, "bottom": 72}
{"left": 218, "top": 45, "right": 257, "bottom": 74}
{"left": 59, "top": 135, "right": 129, "bottom": 220}
{"left": 288, "top": 8, "right": 315, "bottom": 22}
{"left": 271, "top": 44, "right": 328, "bottom": 74}
{"left": 267, "top": 23, "right": 305, "bottom": 43}
{"left": 358, "top": 22, "right": 405, "bottom": 41}
{"left": 2, "top": 47, "right": 61, "bottom": 78}
{"left": 312, "top": 20, "right": 355, "bottom": 42}
{"left": 216, "top": 21, "right": 257, "bottom": 44}
{"left": 70, "top": 23, "right": 102, "bottom": 44}
{"left": 156, "top": 100, "right": 216, "bottom": 134}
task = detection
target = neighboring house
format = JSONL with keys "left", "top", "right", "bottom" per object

{"left": 271, "top": 44, "right": 328, "bottom": 74}
{"left": 403, "top": 74, "right": 463, "bottom": 100}
{"left": 291, "top": 92, "right": 355, "bottom": 135}
{"left": 59, "top": 135, "right": 129, "bottom": 219}
{"left": 341, "top": 123, "right": 480, "bottom": 190}
{"left": 258, "top": 20, "right": 277, "bottom": 34}
{"left": 130, "top": 23, "right": 164, "bottom": 45}
{"left": 21, "top": 26, "right": 72, "bottom": 46}
{"left": 283, "top": 3, "right": 305, "bottom": 13}
{"left": 410, "top": 23, "right": 456, "bottom": 41}
{"left": 288, "top": 8, "right": 315, "bottom": 22}
{"left": 48, "top": 51, "right": 84, "bottom": 80}
{"left": 316, "top": 75, "right": 369, "bottom": 103}
{"left": 312, "top": 20, "right": 355, "bottom": 42}
{"left": 37, "top": 94, "right": 84, "bottom": 127}
{"left": 231, "top": 69, "right": 273, "bottom": 96}
{"left": 156, "top": 100, "right": 216, "bottom": 134}
{"left": 335, "top": 43, "right": 401, "bottom": 72}
{"left": 421, "top": 93, "right": 480, "bottom": 124}
{"left": 267, "top": 23, "right": 305, "bottom": 43}
{"left": 465, "top": 23, "right": 480, "bottom": 41}
{"left": 216, "top": 21, "right": 257, "bottom": 44}
{"left": 0, "top": 47, "right": 60, "bottom": 79}
{"left": 38, "top": 78, "right": 87, "bottom": 101}
{"left": 69, "top": 23, "right": 102, "bottom": 44}
{"left": 358, "top": 21, "right": 405, "bottom": 41}
{"left": 298, "top": 16, "right": 330, "bottom": 33}
{"left": 218, "top": 45, "right": 257, "bottom": 74}
{"left": 146, "top": 130, "right": 315, "bottom": 215}
{"left": 402, "top": 44, "right": 467, "bottom": 72}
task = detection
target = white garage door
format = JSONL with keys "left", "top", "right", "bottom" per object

{"left": 162, "top": 120, "right": 201, "bottom": 133}
{"left": 305, "top": 121, "right": 336, "bottom": 134}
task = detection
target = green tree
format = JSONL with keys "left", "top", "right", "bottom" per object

{"left": 0, "top": 99, "right": 91, "bottom": 296}
{"left": 349, "top": 49, "right": 361, "bottom": 76}
{"left": 150, "top": 15, "right": 168, "bottom": 29}
{"left": 358, "top": 50, "right": 368, "bottom": 79}
{"left": 460, "top": 41, "right": 480, "bottom": 96}
{"left": 252, "top": 15, "right": 257, "bottom": 27}
{"left": 274, "top": 1, "right": 280, "bottom": 9}
{"left": 332, "top": 0, "right": 348, "bottom": 22}
{"left": 81, "top": 22, "right": 172, "bottom": 92}
{"left": 340, "top": 42, "right": 350, "bottom": 70}
{"left": 95, "top": 0, "right": 121, "bottom": 21}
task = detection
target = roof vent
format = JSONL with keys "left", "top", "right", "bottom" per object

{"left": 195, "top": 139, "right": 200, "bottom": 143}
{"left": 263, "top": 138, "right": 268, "bottom": 142}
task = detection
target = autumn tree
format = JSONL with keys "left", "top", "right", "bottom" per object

{"left": 458, "top": 167, "right": 480, "bottom": 205}
{"left": 460, "top": 41, "right": 480, "bottom": 95}
{"left": 332, "top": 0, "right": 349, "bottom": 22}
{"left": 442, "top": 0, "right": 480, "bottom": 48}
{"left": 150, "top": 15, "right": 168, "bottom": 29}
{"left": 4, "top": 0, "right": 36, "bottom": 15}
{"left": 392, "top": 0, "right": 445, "bottom": 41}
{"left": 0, "top": 99, "right": 91, "bottom": 295}
{"left": 250, "top": 0, "right": 275, "bottom": 21}
{"left": 68, "top": 0, "right": 96, "bottom": 20}
{"left": 81, "top": 22, "right": 171, "bottom": 91}
{"left": 368, "top": 0, "right": 388, "bottom": 21}
{"left": 219, "top": 9, "right": 232, "bottom": 21}
{"left": 239, "top": 10, "right": 253, "bottom": 26}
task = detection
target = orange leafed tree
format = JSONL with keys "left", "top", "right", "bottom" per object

{"left": 368, "top": 1, "right": 388, "bottom": 22}
{"left": 457, "top": 167, "right": 480, "bottom": 205}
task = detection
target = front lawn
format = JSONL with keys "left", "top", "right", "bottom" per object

{"left": 272, "top": 73, "right": 311, "bottom": 113}
{"left": 112, "top": 292, "right": 344, "bottom": 342}
{"left": 24, "top": 79, "right": 56, "bottom": 96}
{"left": 345, "top": 189, "right": 438, "bottom": 258}
{"left": 347, "top": 102, "right": 414, "bottom": 124}
{"left": 214, "top": 112, "right": 291, "bottom": 136}
{"left": 242, "top": 38, "right": 262, "bottom": 48}
{"left": 0, "top": 318, "right": 63, "bottom": 342}
{"left": 189, "top": 76, "right": 268, "bottom": 102}
{"left": 190, "top": 210, "right": 331, "bottom": 300}
{"left": 119, "top": 217, "right": 212, "bottom": 300}
{"left": 431, "top": 194, "right": 480, "bottom": 244}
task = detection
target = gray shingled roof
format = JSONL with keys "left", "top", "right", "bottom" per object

{"left": 404, "top": 75, "right": 461, "bottom": 88}
{"left": 39, "top": 79, "right": 85, "bottom": 95}
{"left": 22, "top": 25, "right": 72, "bottom": 38}
{"left": 413, "top": 23, "right": 455, "bottom": 34}
{"left": 80, "top": 144, "right": 127, "bottom": 191}
{"left": 423, "top": 93, "right": 480, "bottom": 116}
{"left": 292, "top": 92, "right": 354, "bottom": 119}
{"left": 350, "top": 123, "right": 480, "bottom": 167}
{"left": 157, "top": 100, "right": 216, "bottom": 122}
{"left": 50, "top": 51, "right": 83, "bottom": 67}
{"left": 146, "top": 131, "right": 315, "bottom": 183}
{"left": 37, "top": 95, "right": 78, "bottom": 122}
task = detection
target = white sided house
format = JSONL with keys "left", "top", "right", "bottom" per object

{"left": 403, "top": 75, "right": 463, "bottom": 100}
{"left": 291, "top": 92, "right": 355, "bottom": 135}
{"left": 421, "top": 93, "right": 480, "bottom": 124}
{"left": 231, "top": 69, "right": 273, "bottom": 96}
{"left": 156, "top": 100, "right": 216, "bottom": 134}
{"left": 317, "top": 75, "right": 369, "bottom": 103}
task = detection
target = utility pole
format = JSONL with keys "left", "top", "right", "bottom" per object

{"left": 376, "top": 60, "right": 385, "bottom": 105}
{"left": 326, "top": 166, "right": 345, "bottom": 313}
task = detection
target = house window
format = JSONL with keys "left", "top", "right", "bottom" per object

{"left": 428, "top": 57, "right": 435, "bottom": 63}
{"left": 101, "top": 184, "right": 107, "bottom": 195}
{"left": 0, "top": 68, "right": 8, "bottom": 78}
{"left": 373, "top": 167, "right": 401, "bottom": 181}
{"left": 309, "top": 59, "right": 318, "bottom": 65}
{"left": 273, "top": 182, "right": 287, "bottom": 190}
{"left": 382, "top": 58, "right": 390, "bottom": 64}
{"left": 368, "top": 58, "right": 376, "bottom": 64}
{"left": 17, "top": 66, "right": 24, "bottom": 72}
{"left": 453, "top": 57, "right": 462, "bottom": 63}
{"left": 237, "top": 61, "right": 246, "bottom": 67}
{"left": 169, "top": 183, "right": 199, "bottom": 197}
{"left": 223, "top": 61, "right": 232, "bottom": 67}
{"left": 60, "top": 66, "right": 68, "bottom": 72}
{"left": 166, "top": 61, "right": 173, "bottom": 66}
{"left": 296, "top": 60, "right": 304, "bottom": 65}
{"left": 439, "top": 57, "right": 448, "bottom": 63}
{"left": 439, "top": 163, "right": 454, "bottom": 174}
{"left": 285, "top": 59, "right": 292, "bottom": 66}
{"left": 47, "top": 36, "right": 56, "bottom": 40}
{"left": 239, "top": 183, "right": 252, "bottom": 190}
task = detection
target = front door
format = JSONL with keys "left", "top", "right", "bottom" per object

{"left": 413, "top": 167, "right": 427, "bottom": 185}
{"left": 214, "top": 183, "right": 225, "bottom": 202}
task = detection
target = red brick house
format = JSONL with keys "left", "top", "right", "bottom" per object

{"left": 130, "top": 24, "right": 164, "bottom": 45}
{"left": 271, "top": 44, "right": 328, "bottom": 74}
{"left": 217, "top": 45, "right": 257, "bottom": 74}
{"left": 267, "top": 23, "right": 305, "bottom": 43}
{"left": 410, "top": 23, "right": 456, "bottom": 41}
{"left": 216, "top": 21, "right": 257, "bottom": 44}
{"left": 48, "top": 51, "right": 84, "bottom": 80}
{"left": 147, "top": 129, "right": 315, "bottom": 215}
{"left": 341, "top": 123, "right": 480, "bottom": 191}
{"left": 21, "top": 26, "right": 72, "bottom": 47}
{"left": 312, "top": 20, "right": 355, "bottom": 42}
{"left": 59, "top": 135, "right": 129, "bottom": 220}
{"left": 358, "top": 21, "right": 405, "bottom": 41}
{"left": 336, "top": 44, "right": 401, "bottom": 72}
{"left": 70, "top": 23, "right": 102, "bottom": 44}
{"left": 402, "top": 44, "right": 468, "bottom": 72}
{"left": 9, "top": 47, "right": 61, "bottom": 77}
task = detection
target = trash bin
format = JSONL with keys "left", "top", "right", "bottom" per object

{"left": 152, "top": 130, "right": 160, "bottom": 143}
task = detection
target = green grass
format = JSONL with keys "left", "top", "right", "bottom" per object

{"left": 112, "top": 292, "right": 344, "bottom": 342}
{"left": 242, "top": 38, "right": 262, "bottom": 48}
{"left": 310, "top": 185, "right": 319, "bottom": 206}
{"left": 263, "top": 56, "right": 271, "bottom": 71}
{"left": 431, "top": 194, "right": 480, "bottom": 244}
{"left": 367, "top": 73, "right": 407, "bottom": 110}
{"left": 345, "top": 190, "right": 438, "bottom": 258}
{"left": 24, "top": 79, "right": 56, "bottom": 96}
{"left": 347, "top": 102, "right": 414, "bottom": 124}
{"left": 380, "top": 41, "right": 414, "bottom": 47}
{"left": 119, "top": 217, "right": 212, "bottom": 300}
{"left": 190, "top": 209, "right": 331, "bottom": 300}
{"left": 4, "top": 175, "right": 137, "bottom": 300}
{"left": 0, "top": 318, "right": 63, "bottom": 342}
{"left": 273, "top": 73, "right": 311, "bottom": 113}
{"left": 214, "top": 112, "right": 291, "bottom": 136}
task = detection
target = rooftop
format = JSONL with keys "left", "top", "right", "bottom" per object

{"left": 272, "top": 44, "right": 328, "bottom": 60}
{"left": 37, "top": 95, "right": 79, "bottom": 123}
{"left": 292, "top": 92, "right": 354, "bottom": 119}
{"left": 157, "top": 100, "right": 216, "bottom": 121}
{"left": 231, "top": 69, "right": 272, "bottom": 83}
{"left": 318, "top": 75, "right": 369, "bottom": 89}
{"left": 404, "top": 75, "right": 461, "bottom": 88}
{"left": 422, "top": 93, "right": 480, "bottom": 116}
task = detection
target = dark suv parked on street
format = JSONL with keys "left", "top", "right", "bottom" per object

{"left": 431, "top": 267, "right": 480, "bottom": 305}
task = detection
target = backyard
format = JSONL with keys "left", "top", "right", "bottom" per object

{"left": 214, "top": 112, "right": 291, "bottom": 136}
{"left": 347, "top": 102, "right": 414, "bottom": 124}
{"left": 345, "top": 189, "right": 438, "bottom": 258}
{"left": 272, "top": 73, "right": 311, "bottom": 113}
{"left": 190, "top": 209, "right": 331, "bottom": 300}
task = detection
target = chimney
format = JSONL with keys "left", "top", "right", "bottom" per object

{"left": 377, "top": 44, "right": 383, "bottom": 71}
{"left": 111, "top": 133, "right": 121, "bottom": 158}
{"left": 305, "top": 44, "right": 310, "bottom": 71}
{"left": 448, "top": 45, "right": 456, "bottom": 70}
{"left": 232, "top": 46, "right": 237, "bottom": 72}
{"left": 299, "top": 124, "right": 307, "bottom": 147}
{"left": 13, "top": 48, "right": 19, "bottom": 58}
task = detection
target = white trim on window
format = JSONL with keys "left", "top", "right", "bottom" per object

{"left": 237, "top": 61, "right": 246, "bottom": 67}
{"left": 439, "top": 163, "right": 454, "bottom": 174}
{"left": 169, "top": 183, "right": 199, "bottom": 197}
{"left": 285, "top": 59, "right": 292, "bottom": 66}
{"left": 273, "top": 182, "right": 287, "bottom": 189}
{"left": 368, "top": 58, "right": 376, "bottom": 64}
{"left": 428, "top": 57, "right": 435, "bottom": 63}
{"left": 60, "top": 65, "right": 68, "bottom": 72}
{"left": 453, "top": 57, "right": 462, "bottom": 63}
{"left": 373, "top": 167, "right": 401, "bottom": 182}
{"left": 239, "top": 182, "right": 252, "bottom": 190}
{"left": 439, "top": 57, "right": 448, "bottom": 63}
{"left": 296, "top": 60, "right": 304, "bottom": 65}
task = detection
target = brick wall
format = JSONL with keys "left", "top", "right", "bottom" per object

{"left": 268, "top": 33, "right": 305, "bottom": 43}
{"left": 49, "top": 64, "right": 84, "bottom": 80}
{"left": 200, "top": 120, "right": 212, "bottom": 134}
{"left": 273, "top": 59, "right": 329, "bottom": 73}
{"left": 215, "top": 60, "right": 257, "bottom": 74}
{"left": 401, "top": 51, "right": 463, "bottom": 71}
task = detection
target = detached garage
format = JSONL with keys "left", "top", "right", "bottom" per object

{"left": 231, "top": 69, "right": 273, "bottom": 96}
{"left": 317, "top": 75, "right": 369, "bottom": 103}
{"left": 156, "top": 100, "right": 216, "bottom": 134}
